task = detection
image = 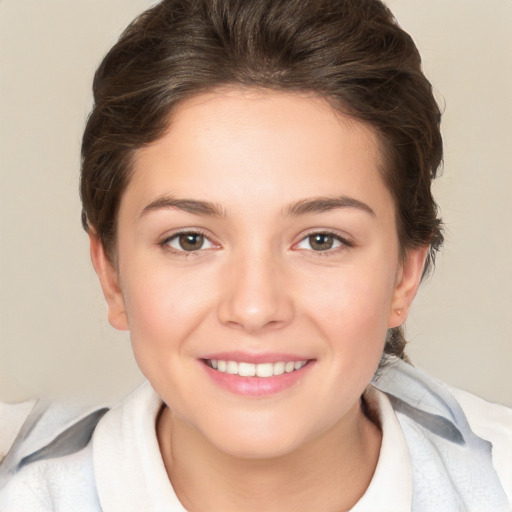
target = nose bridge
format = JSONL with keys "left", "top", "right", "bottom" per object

{"left": 217, "top": 241, "right": 293, "bottom": 332}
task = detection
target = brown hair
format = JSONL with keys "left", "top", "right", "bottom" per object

{"left": 80, "top": 0, "right": 443, "bottom": 359}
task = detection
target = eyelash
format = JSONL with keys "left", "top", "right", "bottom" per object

{"left": 159, "top": 229, "right": 353, "bottom": 257}
{"left": 294, "top": 230, "right": 354, "bottom": 256}
{"left": 159, "top": 229, "right": 217, "bottom": 257}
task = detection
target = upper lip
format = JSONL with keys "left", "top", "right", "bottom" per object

{"left": 200, "top": 351, "right": 312, "bottom": 364}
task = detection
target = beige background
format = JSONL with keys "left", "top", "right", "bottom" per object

{"left": 0, "top": 0, "right": 511, "bottom": 406}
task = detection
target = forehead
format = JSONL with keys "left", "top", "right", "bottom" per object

{"left": 125, "top": 89, "right": 392, "bottom": 217}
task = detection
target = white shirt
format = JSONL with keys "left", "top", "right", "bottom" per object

{"left": 95, "top": 383, "right": 411, "bottom": 511}
{"left": 1, "top": 362, "right": 511, "bottom": 511}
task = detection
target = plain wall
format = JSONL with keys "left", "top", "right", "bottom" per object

{"left": 0, "top": 0, "right": 511, "bottom": 406}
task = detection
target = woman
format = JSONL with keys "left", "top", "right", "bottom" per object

{"left": 1, "top": 0, "right": 510, "bottom": 510}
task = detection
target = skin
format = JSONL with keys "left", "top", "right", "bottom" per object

{"left": 90, "top": 89, "right": 427, "bottom": 512}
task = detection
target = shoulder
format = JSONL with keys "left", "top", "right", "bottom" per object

{"left": 0, "top": 399, "right": 37, "bottom": 462}
{"left": 449, "top": 386, "right": 512, "bottom": 505}
{"left": 0, "top": 382, "right": 162, "bottom": 511}
{"left": 0, "top": 397, "right": 109, "bottom": 511}
{"left": 372, "top": 357, "right": 512, "bottom": 510}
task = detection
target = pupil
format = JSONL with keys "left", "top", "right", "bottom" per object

{"left": 179, "top": 233, "right": 204, "bottom": 251}
{"left": 310, "top": 234, "right": 333, "bottom": 251}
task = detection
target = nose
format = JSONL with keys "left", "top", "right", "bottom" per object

{"left": 217, "top": 248, "right": 294, "bottom": 333}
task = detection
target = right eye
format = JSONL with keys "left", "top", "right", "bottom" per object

{"left": 294, "top": 231, "right": 350, "bottom": 253}
{"left": 162, "top": 232, "right": 216, "bottom": 253}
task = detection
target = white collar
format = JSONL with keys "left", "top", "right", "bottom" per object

{"left": 93, "top": 381, "right": 185, "bottom": 512}
{"left": 93, "top": 381, "right": 412, "bottom": 512}
{"left": 351, "top": 386, "right": 412, "bottom": 511}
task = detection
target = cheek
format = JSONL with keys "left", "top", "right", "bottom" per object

{"left": 122, "top": 275, "right": 202, "bottom": 410}
{"left": 300, "top": 259, "right": 397, "bottom": 350}
{"left": 119, "top": 260, "right": 216, "bottom": 366}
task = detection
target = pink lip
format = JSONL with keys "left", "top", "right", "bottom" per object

{"left": 199, "top": 356, "right": 314, "bottom": 397}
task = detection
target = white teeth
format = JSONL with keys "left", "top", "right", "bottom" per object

{"left": 256, "top": 363, "right": 274, "bottom": 377}
{"left": 273, "top": 361, "right": 285, "bottom": 375}
{"left": 238, "top": 362, "right": 256, "bottom": 377}
{"left": 207, "top": 359, "right": 308, "bottom": 377}
{"left": 285, "top": 361, "right": 295, "bottom": 373}
{"left": 226, "top": 361, "right": 238, "bottom": 374}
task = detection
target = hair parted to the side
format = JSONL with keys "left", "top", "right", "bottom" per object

{"left": 80, "top": 0, "right": 443, "bottom": 361}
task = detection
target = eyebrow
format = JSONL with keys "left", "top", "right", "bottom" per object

{"left": 140, "top": 196, "right": 225, "bottom": 218}
{"left": 140, "top": 194, "right": 375, "bottom": 219}
{"left": 283, "top": 196, "right": 376, "bottom": 217}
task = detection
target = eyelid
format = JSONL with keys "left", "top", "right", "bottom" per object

{"left": 159, "top": 228, "right": 220, "bottom": 254}
{"left": 292, "top": 229, "right": 354, "bottom": 252}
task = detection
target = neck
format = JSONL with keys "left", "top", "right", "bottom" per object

{"left": 157, "top": 396, "right": 381, "bottom": 512}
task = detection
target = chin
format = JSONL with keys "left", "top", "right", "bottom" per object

{"left": 192, "top": 410, "right": 318, "bottom": 460}
{"left": 211, "top": 430, "right": 305, "bottom": 460}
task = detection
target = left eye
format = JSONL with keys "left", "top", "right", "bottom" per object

{"left": 296, "top": 233, "right": 344, "bottom": 251}
{"left": 165, "top": 232, "right": 215, "bottom": 252}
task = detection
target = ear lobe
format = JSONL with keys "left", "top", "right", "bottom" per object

{"left": 89, "top": 233, "right": 129, "bottom": 331}
{"left": 388, "top": 246, "right": 429, "bottom": 329}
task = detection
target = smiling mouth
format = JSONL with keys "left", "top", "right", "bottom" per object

{"left": 203, "top": 359, "right": 309, "bottom": 378}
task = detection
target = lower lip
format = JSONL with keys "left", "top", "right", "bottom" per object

{"left": 201, "top": 361, "right": 313, "bottom": 397}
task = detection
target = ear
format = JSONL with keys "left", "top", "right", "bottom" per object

{"left": 89, "top": 233, "right": 129, "bottom": 331}
{"left": 388, "top": 246, "right": 429, "bottom": 329}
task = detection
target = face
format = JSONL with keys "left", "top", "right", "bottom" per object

{"left": 92, "top": 89, "right": 425, "bottom": 458}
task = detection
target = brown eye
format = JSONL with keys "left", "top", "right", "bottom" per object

{"left": 165, "top": 232, "right": 215, "bottom": 252}
{"left": 296, "top": 232, "right": 345, "bottom": 252}
{"left": 178, "top": 233, "right": 205, "bottom": 251}
{"left": 309, "top": 233, "right": 335, "bottom": 251}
